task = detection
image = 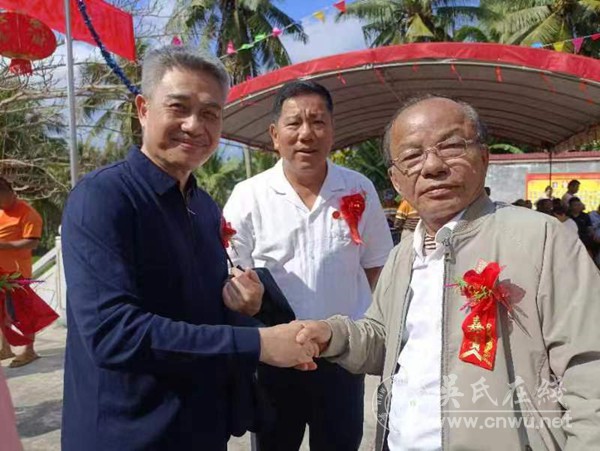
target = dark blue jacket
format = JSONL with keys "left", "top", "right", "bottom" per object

{"left": 61, "top": 148, "right": 261, "bottom": 451}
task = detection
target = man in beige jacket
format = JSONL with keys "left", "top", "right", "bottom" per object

{"left": 297, "top": 96, "right": 600, "bottom": 451}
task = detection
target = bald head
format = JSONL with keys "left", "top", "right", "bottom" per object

{"left": 382, "top": 95, "right": 487, "bottom": 165}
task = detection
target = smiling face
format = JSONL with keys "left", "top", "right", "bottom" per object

{"left": 269, "top": 93, "right": 333, "bottom": 180}
{"left": 387, "top": 98, "right": 489, "bottom": 231}
{"left": 136, "top": 67, "right": 225, "bottom": 183}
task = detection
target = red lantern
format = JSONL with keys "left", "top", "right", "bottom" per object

{"left": 0, "top": 11, "right": 57, "bottom": 75}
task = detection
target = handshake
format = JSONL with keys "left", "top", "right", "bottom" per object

{"left": 258, "top": 321, "right": 333, "bottom": 370}
{"left": 222, "top": 267, "right": 333, "bottom": 370}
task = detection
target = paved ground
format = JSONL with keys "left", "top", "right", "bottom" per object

{"left": 4, "top": 324, "right": 379, "bottom": 451}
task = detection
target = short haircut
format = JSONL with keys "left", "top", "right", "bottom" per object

{"left": 0, "top": 177, "right": 13, "bottom": 193}
{"left": 381, "top": 94, "right": 488, "bottom": 166}
{"left": 567, "top": 179, "right": 580, "bottom": 189}
{"left": 272, "top": 80, "right": 333, "bottom": 122}
{"left": 569, "top": 196, "right": 582, "bottom": 205}
{"left": 553, "top": 204, "right": 567, "bottom": 215}
{"left": 141, "top": 45, "right": 230, "bottom": 98}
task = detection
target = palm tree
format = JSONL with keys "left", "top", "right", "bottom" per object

{"left": 79, "top": 42, "right": 148, "bottom": 153}
{"left": 330, "top": 140, "right": 393, "bottom": 193}
{"left": 194, "top": 149, "right": 243, "bottom": 207}
{"left": 482, "top": 0, "right": 600, "bottom": 53}
{"left": 338, "top": 0, "right": 486, "bottom": 47}
{"left": 168, "top": 0, "right": 308, "bottom": 84}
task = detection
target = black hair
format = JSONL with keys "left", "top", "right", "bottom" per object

{"left": 272, "top": 80, "right": 333, "bottom": 122}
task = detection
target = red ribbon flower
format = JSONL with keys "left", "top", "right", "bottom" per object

{"left": 450, "top": 261, "right": 510, "bottom": 371}
{"left": 333, "top": 193, "right": 366, "bottom": 245}
{"left": 220, "top": 216, "right": 237, "bottom": 248}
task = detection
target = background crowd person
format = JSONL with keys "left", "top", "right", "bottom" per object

{"left": 394, "top": 198, "right": 420, "bottom": 242}
{"left": 535, "top": 198, "right": 554, "bottom": 216}
{"left": 562, "top": 179, "right": 580, "bottom": 207}
{"left": 568, "top": 196, "right": 594, "bottom": 254}
{"left": 0, "top": 177, "right": 43, "bottom": 368}
{"left": 553, "top": 204, "right": 579, "bottom": 235}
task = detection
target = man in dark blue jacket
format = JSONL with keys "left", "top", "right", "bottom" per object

{"left": 61, "top": 45, "right": 318, "bottom": 451}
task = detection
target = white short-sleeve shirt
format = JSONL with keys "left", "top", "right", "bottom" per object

{"left": 223, "top": 159, "right": 393, "bottom": 320}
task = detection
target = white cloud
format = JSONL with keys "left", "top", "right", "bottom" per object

{"left": 281, "top": 11, "right": 367, "bottom": 63}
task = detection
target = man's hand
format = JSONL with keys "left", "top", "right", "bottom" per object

{"left": 295, "top": 320, "right": 333, "bottom": 355}
{"left": 223, "top": 267, "right": 264, "bottom": 316}
{"left": 258, "top": 323, "right": 320, "bottom": 370}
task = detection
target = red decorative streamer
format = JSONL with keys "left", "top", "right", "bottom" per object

{"left": 495, "top": 66, "right": 503, "bottom": 83}
{"left": 451, "top": 262, "right": 510, "bottom": 371}
{"left": 338, "top": 193, "right": 366, "bottom": 245}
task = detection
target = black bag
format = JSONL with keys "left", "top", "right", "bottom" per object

{"left": 251, "top": 267, "right": 295, "bottom": 326}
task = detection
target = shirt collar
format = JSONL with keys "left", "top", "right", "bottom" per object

{"left": 126, "top": 147, "right": 197, "bottom": 196}
{"left": 270, "top": 159, "right": 345, "bottom": 198}
{"left": 413, "top": 209, "right": 465, "bottom": 258}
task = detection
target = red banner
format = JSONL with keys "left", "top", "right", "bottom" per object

{"left": 0, "top": 0, "right": 135, "bottom": 61}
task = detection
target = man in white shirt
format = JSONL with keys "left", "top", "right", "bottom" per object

{"left": 223, "top": 81, "right": 393, "bottom": 450}
{"left": 561, "top": 179, "right": 580, "bottom": 207}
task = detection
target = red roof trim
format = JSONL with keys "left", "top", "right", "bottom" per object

{"left": 228, "top": 43, "right": 600, "bottom": 103}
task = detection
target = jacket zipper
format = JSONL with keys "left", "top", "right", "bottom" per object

{"left": 440, "top": 236, "right": 453, "bottom": 451}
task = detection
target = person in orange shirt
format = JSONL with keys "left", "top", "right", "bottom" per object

{"left": 0, "top": 177, "right": 43, "bottom": 368}
{"left": 394, "top": 198, "right": 420, "bottom": 242}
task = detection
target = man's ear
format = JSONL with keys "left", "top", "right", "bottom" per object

{"left": 269, "top": 123, "right": 279, "bottom": 151}
{"left": 135, "top": 94, "right": 149, "bottom": 126}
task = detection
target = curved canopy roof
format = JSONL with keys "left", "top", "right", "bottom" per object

{"left": 223, "top": 43, "right": 600, "bottom": 151}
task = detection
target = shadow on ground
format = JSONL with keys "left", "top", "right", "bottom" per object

{"left": 4, "top": 347, "right": 65, "bottom": 380}
{"left": 16, "top": 398, "right": 63, "bottom": 438}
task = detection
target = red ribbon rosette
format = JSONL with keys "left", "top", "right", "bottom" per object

{"left": 220, "top": 216, "right": 237, "bottom": 248}
{"left": 334, "top": 193, "right": 366, "bottom": 245}
{"left": 0, "top": 271, "right": 58, "bottom": 346}
{"left": 452, "top": 262, "right": 510, "bottom": 371}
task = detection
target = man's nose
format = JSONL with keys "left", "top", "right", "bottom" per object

{"left": 181, "top": 114, "right": 204, "bottom": 134}
{"left": 420, "top": 150, "right": 448, "bottom": 177}
{"left": 298, "top": 122, "right": 314, "bottom": 140}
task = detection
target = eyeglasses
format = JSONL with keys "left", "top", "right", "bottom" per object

{"left": 390, "top": 137, "right": 478, "bottom": 176}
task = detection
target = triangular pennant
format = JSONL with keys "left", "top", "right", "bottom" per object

{"left": 239, "top": 43, "right": 254, "bottom": 50}
{"left": 333, "top": 1, "right": 346, "bottom": 13}
{"left": 253, "top": 33, "right": 268, "bottom": 43}
{"left": 573, "top": 37, "right": 584, "bottom": 53}
{"left": 171, "top": 36, "right": 182, "bottom": 46}
{"left": 313, "top": 11, "right": 326, "bottom": 22}
{"left": 531, "top": 42, "right": 544, "bottom": 48}
{"left": 226, "top": 41, "right": 236, "bottom": 55}
{"left": 592, "top": 33, "right": 600, "bottom": 41}
{"left": 272, "top": 27, "right": 282, "bottom": 37}
{"left": 553, "top": 41, "right": 565, "bottom": 52}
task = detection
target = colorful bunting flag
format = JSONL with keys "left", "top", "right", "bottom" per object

{"left": 313, "top": 11, "right": 326, "bottom": 22}
{"left": 553, "top": 41, "right": 566, "bottom": 52}
{"left": 272, "top": 27, "right": 282, "bottom": 37}
{"left": 253, "top": 33, "right": 268, "bottom": 43}
{"left": 226, "top": 41, "right": 236, "bottom": 55}
{"left": 573, "top": 37, "right": 584, "bottom": 53}
{"left": 531, "top": 42, "right": 544, "bottom": 48}
{"left": 334, "top": 1, "right": 347, "bottom": 13}
{"left": 171, "top": 36, "right": 182, "bottom": 46}
{"left": 239, "top": 43, "right": 254, "bottom": 50}
{"left": 495, "top": 66, "right": 503, "bottom": 83}
{"left": 592, "top": 33, "right": 600, "bottom": 41}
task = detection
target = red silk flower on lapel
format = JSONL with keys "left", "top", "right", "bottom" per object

{"left": 449, "top": 261, "right": 511, "bottom": 371}
{"left": 332, "top": 192, "right": 366, "bottom": 245}
{"left": 220, "top": 216, "right": 237, "bottom": 248}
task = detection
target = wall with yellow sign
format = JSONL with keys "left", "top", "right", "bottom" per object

{"left": 526, "top": 173, "right": 600, "bottom": 211}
